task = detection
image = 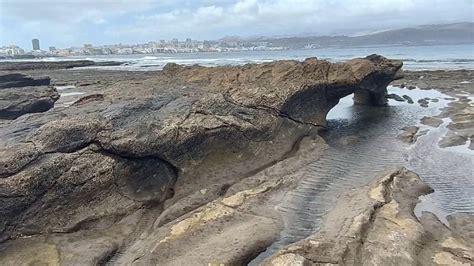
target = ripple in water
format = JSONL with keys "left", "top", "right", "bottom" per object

{"left": 250, "top": 86, "right": 473, "bottom": 264}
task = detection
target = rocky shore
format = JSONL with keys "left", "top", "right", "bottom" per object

{"left": 265, "top": 168, "right": 473, "bottom": 265}
{"left": 392, "top": 70, "right": 474, "bottom": 149}
{"left": 0, "top": 60, "right": 122, "bottom": 71}
{"left": 0, "top": 58, "right": 472, "bottom": 265}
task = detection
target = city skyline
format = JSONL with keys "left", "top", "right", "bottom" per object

{"left": 1, "top": 0, "right": 473, "bottom": 49}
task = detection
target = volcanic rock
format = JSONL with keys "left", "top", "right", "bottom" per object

{"left": 387, "top": 93, "right": 405, "bottom": 102}
{"left": 0, "top": 60, "right": 121, "bottom": 71}
{"left": 0, "top": 86, "right": 59, "bottom": 119}
{"left": 0, "top": 73, "right": 50, "bottom": 88}
{"left": 0, "top": 55, "right": 402, "bottom": 259}
{"left": 420, "top": 116, "right": 443, "bottom": 127}
{"left": 398, "top": 126, "right": 419, "bottom": 144}
{"left": 263, "top": 168, "right": 474, "bottom": 265}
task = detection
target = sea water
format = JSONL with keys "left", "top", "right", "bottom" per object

{"left": 4, "top": 44, "right": 473, "bottom": 71}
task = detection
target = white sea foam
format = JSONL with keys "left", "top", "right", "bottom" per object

{"left": 61, "top": 92, "right": 84, "bottom": 97}
{"left": 55, "top": 85, "right": 76, "bottom": 90}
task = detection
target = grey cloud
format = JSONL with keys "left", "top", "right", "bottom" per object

{"left": 1, "top": 0, "right": 472, "bottom": 48}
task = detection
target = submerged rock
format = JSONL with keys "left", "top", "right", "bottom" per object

{"left": 439, "top": 131, "right": 468, "bottom": 148}
{"left": 398, "top": 126, "right": 419, "bottom": 144}
{"left": 387, "top": 93, "right": 405, "bottom": 102}
{"left": 403, "top": 94, "right": 414, "bottom": 104}
{"left": 420, "top": 116, "right": 443, "bottom": 127}
{"left": 418, "top": 98, "right": 430, "bottom": 107}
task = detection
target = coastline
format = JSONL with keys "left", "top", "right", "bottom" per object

{"left": 0, "top": 59, "right": 472, "bottom": 265}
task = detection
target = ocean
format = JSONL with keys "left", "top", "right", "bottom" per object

{"left": 3, "top": 44, "right": 474, "bottom": 71}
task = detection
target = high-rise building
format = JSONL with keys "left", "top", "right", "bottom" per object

{"left": 32, "top": 39, "right": 40, "bottom": 50}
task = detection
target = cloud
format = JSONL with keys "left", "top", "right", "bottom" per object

{"left": 1, "top": 0, "right": 472, "bottom": 48}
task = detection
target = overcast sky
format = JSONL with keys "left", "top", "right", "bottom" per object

{"left": 0, "top": 0, "right": 472, "bottom": 49}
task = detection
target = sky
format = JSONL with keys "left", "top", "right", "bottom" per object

{"left": 0, "top": 0, "right": 472, "bottom": 49}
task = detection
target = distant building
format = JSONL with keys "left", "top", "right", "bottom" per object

{"left": 32, "top": 39, "right": 40, "bottom": 50}
{"left": 49, "top": 46, "right": 56, "bottom": 52}
{"left": 172, "top": 38, "right": 179, "bottom": 44}
{"left": 84, "top": 44, "right": 93, "bottom": 49}
{"left": 186, "top": 38, "right": 192, "bottom": 43}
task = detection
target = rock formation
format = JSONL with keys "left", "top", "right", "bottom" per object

{"left": 264, "top": 168, "right": 473, "bottom": 265}
{"left": 0, "top": 55, "right": 404, "bottom": 263}
{"left": 0, "top": 73, "right": 50, "bottom": 88}
{"left": 0, "top": 73, "right": 59, "bottom": 119}
{"left": 0, "top": 60, "right": 122, "bottom": 71}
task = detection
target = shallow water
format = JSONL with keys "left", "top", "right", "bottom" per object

{"left": 54, "top": 85, "right": 84, "bottom": 107}
{"left": 250, "top": 86, "right": 473, "bottom": 264}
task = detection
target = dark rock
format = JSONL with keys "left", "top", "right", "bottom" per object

{"left": 418, "top": 98, "right": 429, "bottom": 107}
{"left": 420, "top": 116, "right": 443, "bottom": 127}
{"left": 0, "top": 73, "right": 50, "bottom": 88}
{"left": 407, "top": 85, "right": 416, "bottom": 90}
{"left": 387, "top": 93, "right": 405, "bottom": 102}
{"left": 0, "top": 56, "right": 402, "bottom": 246}
{"left": 0, "top": 86, "right": 59, "bottom": 119}
{"left": 398, "top": 126, "right": 419, "bottom": 144}
{"left": 439, "top": 131, "right": 468, "bottom": 148}
{"left": 402, "top": 94, "right": 414, "bottom": 104}
{"left": 0, "top": 60, "right": 122, "bottom": 71}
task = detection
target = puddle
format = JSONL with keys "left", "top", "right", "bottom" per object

{"left": 60, "top": 92, "right": 85, "bottom": 97}
{"left": 54, "top": 85, "right": 76, "bottom": 90}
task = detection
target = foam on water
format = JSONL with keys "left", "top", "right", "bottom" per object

{"left": 60, "top": 91, "right": 84, "bottom": 97}
{"left": 54, "top": 85, "right": 76, "bottom": 90}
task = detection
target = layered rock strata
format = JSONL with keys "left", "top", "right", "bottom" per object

{"left": 265, "top": 168, "right": 473, "bottom": 265}
{"left": 0, "top": 55, "right": 403, "bottom": 263}
{"left": 0, "top": 73, "right": 59, "bottom": 119}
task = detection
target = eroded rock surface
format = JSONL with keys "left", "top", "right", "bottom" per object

{"left": 0, "top": 60, "right": 121, "bottom": 71}
{"left": 264, "top": 168, "right": 474, "bottom": 265}
{"left": 0, "top": 73, "right": 59, "bottom": 119}
{"left": 0, "top": 73, "right": 50, "bottom": 88}
{"left": 0, "top": 55, "right": 403, "bottom": 263}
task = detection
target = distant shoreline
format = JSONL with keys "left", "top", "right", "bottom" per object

{"left": 2, "top": 42, "right": 473, "bottom": 61}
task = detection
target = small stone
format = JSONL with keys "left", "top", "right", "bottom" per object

{"left": 418, "top": 98, "right": 429, "bottom": 108}
{"left": 398, "top": 126, "right": 419, "bottom": 144}
{"left": 387, "top": 93, "right": 405, "bottom": 102}
{"left": 420, "top": 116, "right": 443, "bottom": 127}
{"left": 439, "top": 131, "right": 467, "bottom": 148}
{"left": 402, "top": 95, "right": 414, "bottom": 104}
